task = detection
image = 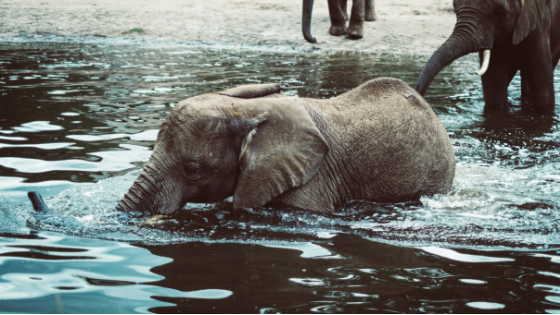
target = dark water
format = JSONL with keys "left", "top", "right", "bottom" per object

{"left": 1, "top": 39, "right": 560, "bottom": 313}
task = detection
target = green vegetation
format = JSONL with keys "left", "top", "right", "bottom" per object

{"left": 123, "top": 27, "right": 146, "bottom": 35}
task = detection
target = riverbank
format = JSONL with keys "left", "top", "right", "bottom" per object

{"left": 0, "top": 0, "right": 455, "bottom": 56}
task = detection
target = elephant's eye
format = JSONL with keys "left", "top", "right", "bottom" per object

{"left": 494, "top": 6, "right": 507, "bottom": 19}
{"left": 184, "top": 161, "right": 201, "bottom": 175}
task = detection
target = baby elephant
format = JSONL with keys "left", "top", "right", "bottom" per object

{"left": 117, "top": 78, "right": 455, "bottom": 214}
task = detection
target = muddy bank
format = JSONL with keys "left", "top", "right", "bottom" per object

{"left": 0, "top": 0, "right": 455, "bottom": 56}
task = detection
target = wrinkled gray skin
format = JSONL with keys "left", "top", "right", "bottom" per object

{"left": 415, "top": 0, "right": 560, "bottom": 113}
{"left": 117, "top": 78, "right": 455, "bottom": 215}
{"left": 303, "top": 0, "right": 376, "bottom": 43}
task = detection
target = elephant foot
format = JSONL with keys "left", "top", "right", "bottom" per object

{"left": 483, "top": 102, "right": 509, "bottom": 113}
{"left": 520, "top": 94, "right": 532, "bottom": 110}
{"left": 533, "top": 103, "right": 556, "bottom": 114}
{"left": 365, "top": 12, "right": 377, "bottom": 21}
{"left": 329, "top": 24, "right": 347, "bottom": 36}
{"left": 346, "top": 24, "right": 363, "bottom": 39}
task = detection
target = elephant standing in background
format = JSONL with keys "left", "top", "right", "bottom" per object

{"left": 116, "top": 79, "right": 455, "bottom": 215}
{"left": 415, "top": 0, "right": 560, "bottom": 114}
{"left": 303, "top": 0, "right": 377, "bottom": 43}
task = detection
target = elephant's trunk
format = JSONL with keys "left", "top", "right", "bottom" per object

{"left": 414, "top": 36, "right": 473, "bottom": 96}
{"left": 116, "top": 157, "right": 185, "bottom": 214}
{"left": 302, "top": 0, "right": 317, "bottom": 43}
{"left": 116, "top": 170, "right": 158, "bottom": 213}
{"left": 415, "top": 11, "right": 493, "bottom": 96}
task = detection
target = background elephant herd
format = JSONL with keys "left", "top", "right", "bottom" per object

{"left": 305, "top": 0, "right": 560, "bottom": 114}
{"left": 27, "top": 0, "right": 560, "bottom": 217}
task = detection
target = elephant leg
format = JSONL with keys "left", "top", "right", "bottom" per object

{"left": 328, "top": 0, "right": 347, "bottom": 36}
{"left": 523, "top": 25, "right": 555, "bottom": 114}
{"left": 341, "top": 0, "right": 348, "bottom": 20}
{"left": 480, "top": 50, "right": 510, "bottom": 112}
{"left": 552, "top": 46, "right": 560, "bottom": 71}
{"left": 365, "top": 0, "right": 376, "bottom": 21}
{"left": 347, "top": 0, "right": 365, "bottom": 39}
{"left": 520, "top": 67, "right": 532, "bottom": 107}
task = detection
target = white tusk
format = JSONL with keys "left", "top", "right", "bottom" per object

{"left": 520, "top": 0, "right": 524, "bottom": 8}
{"left": 478, "top": 50, "right": 491, "bottom": 76}
{"left": 143, "top": 214, "right": 167, "bottom": 225}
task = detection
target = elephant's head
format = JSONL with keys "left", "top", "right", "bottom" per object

{"left": 415, "top": 0, "right": 548, "bottom": 95}
{"left": 116, "top": 84, "right": 329, "bottom": 215}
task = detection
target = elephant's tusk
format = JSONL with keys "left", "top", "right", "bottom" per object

{"left": 478, "top": 50, "right": 491, "bottom": 76}
{"left": 143, "top": 214, "right": 167, "bottom": 225}
{"left": 520, "top": 0, "right": 524, "bottom": 8}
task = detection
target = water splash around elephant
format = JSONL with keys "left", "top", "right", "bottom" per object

{"left": 1, "top": 40, "right": 559, "bottom": 249}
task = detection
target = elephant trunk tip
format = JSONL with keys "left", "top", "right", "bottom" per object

{"left": 302, "top": 0, "right": 316, "bottom": 44}
{"left": 27, "top": 191, "right": 51, "bottom": 213}
{"left": 414, "top": 82, "right": 428, "bottom": 96}
{"left": 116, "top": 196, "right": 135, "bottom": 213}
{"left": 304, "top": 34, "right": 317, "bottom": 44}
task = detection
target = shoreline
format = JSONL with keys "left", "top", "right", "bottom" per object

{"left": 0, "top": 35, "right": 460, "bottom": 59}
{"left": 0, "top": 0, "right": 456, "bottom": 57}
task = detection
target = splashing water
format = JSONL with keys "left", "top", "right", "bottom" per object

{"left": 1, "top": 40, "right": 560, "bottom": 250}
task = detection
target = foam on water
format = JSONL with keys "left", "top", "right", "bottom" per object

{"left": 6, "top": 156, "right": 557, "bottom": 249}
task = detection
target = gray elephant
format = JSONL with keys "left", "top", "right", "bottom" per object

{"left": 303, "top": 0, "right": 377, "bottom": 43}
{"left": 415, "top": 0, "right": 560, "bottom": 114}
{"left": 116, "top": 78, "right": 455, "bottom": 215}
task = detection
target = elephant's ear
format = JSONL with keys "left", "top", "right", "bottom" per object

{"left": 512, "top": 0, "right": 548, "bottom": 45}
{"left": 232, "top": 98, "right": 329, "bottom": 209}
{"left": 218, "top": 83, "right": 282, "bottom": 99}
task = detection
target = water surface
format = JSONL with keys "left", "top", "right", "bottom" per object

{"left": 1, "top": 39, "right": 560, "bottom": 313}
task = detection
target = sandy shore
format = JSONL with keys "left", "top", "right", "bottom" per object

{"left": 0, "top": 0, "right": 455, "bottom": 56}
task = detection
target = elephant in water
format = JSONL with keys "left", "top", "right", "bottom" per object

{"left": 113, "top": 78, "right": 455, "bottom": 215}
{"left": 415, "top": 0, "right": 560, "bottom": 113}
{"left": 303, "top": 0, "right": 377, "bottom": 43}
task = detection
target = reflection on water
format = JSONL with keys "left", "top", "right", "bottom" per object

{"left": 6, "top": 232, "right": 560, "bottom": 313}
{"left": 1, "top": 40, "right": 560, "bottom": 313}
{"left": 0, "top": 233, "right": 232, "bottom": 313}
{"left": 139, "top": 234, "right": 560, "bottom": 313}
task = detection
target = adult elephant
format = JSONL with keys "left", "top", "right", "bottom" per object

{"left": 303, "top": 0, "right": 376, "bottom": 43}
{"left": 116, "top": 79, "right": 455, "bottom": 215}
{"left": 415, "top": 0, "right": 560, "bottom": 113}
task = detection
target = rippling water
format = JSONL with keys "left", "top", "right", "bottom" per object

{"left": 1, "top": 39, "right": 560, "bottom": 313}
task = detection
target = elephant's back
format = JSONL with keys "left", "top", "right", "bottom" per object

{"left": 305, "top": 77, "right": 455, "bottom": 204}
{"left": 334, "top": 77, "right": 432, "bottom": 110}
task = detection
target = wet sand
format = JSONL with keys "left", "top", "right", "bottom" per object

{"left": 0, "top": 0, "right": 455, "bottom": 56}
